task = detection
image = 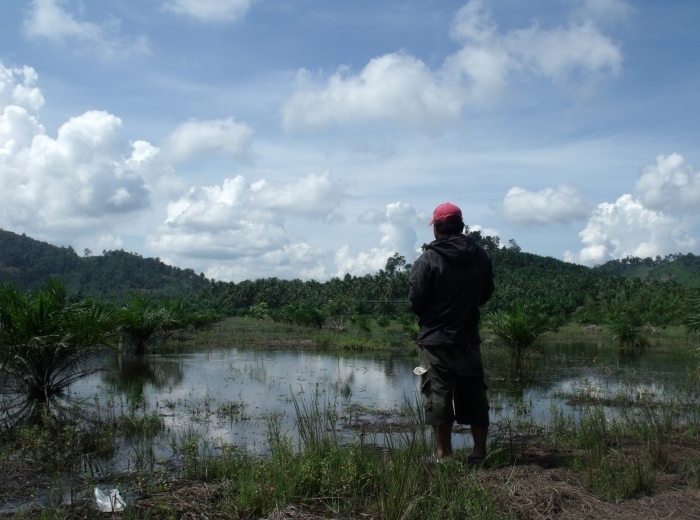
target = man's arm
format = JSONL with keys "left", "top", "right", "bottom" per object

{"left": 408, "top": 254, "right": 433, "bottom": 318}
{"left": 479, "top": 255, "right": 495, "bottom": 306}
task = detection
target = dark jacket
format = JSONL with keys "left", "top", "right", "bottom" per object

{"left": 408, "top": 235, "right": 494, "bottom": 347}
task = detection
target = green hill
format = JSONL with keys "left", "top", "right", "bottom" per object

{"left": 2, "top": 228, "right": 697, "bottom": 326}
{"left": 594, "top": 253, "right": 700, "bottom": 287}
{"left": 0, "top": 229, "right": 208, "bottom": 297}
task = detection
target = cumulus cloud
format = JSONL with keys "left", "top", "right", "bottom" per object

{"left": 24, "top": 0, "right": 149, "bottom": 59}
{"left": 1, "top": 110, "right": 152, "bottom": 231}
{"left": 634, "top": 153, "right": 700, "bottom": 213}
{"left": 162, "top": 0, "right": 255, "bottom": 22}
{"left": 282, "top": 53, "right": 462, "bottom": 130}
{"left": 446, "top": 0, "right": 622, "bottom": 99}
{"left": 0, "top": 65, "right": 44, "bottom": 112}
{"left": 162, "top": 118, "right": 253, "bottom": 164}
{"left": 335, "top": 202, "right": 421, "bottom": 277}
{"left": 501, "top": 184, "right": 589, "bottom": 225}
{"left": 147, "top": 173, "right": 347, "bottom": 281}
{"left": 0, "top": 61, "right": 164, "bottom": 239}
{"left": 563, "top": 194, "right": 697, "bottom": 265}
{"left": 283, "top": 0, "right": 622, "bottom": 128}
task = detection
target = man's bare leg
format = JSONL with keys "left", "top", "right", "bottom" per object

{"left": 434, "top": 424, "right": 453, "bottom": 459}
{"left": 470, "top": 426, "right": 488, "bottom": 459}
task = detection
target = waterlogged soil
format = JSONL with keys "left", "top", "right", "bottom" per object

{"left": 1, "top": 330, "right": 699, "bottom": 517}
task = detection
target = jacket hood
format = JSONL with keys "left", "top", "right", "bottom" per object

{"left": 426, "top": 235, "right": 477, "bottom": 265}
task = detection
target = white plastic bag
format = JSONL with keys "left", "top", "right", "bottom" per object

{"left": 94, "top": 487, "right": 125, "bottom": 512}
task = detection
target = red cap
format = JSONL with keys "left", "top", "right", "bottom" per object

{"left": 429, "top": 202, "right": 462, "bottom": 225}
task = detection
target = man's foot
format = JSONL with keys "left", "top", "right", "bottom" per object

{"left": 467, "top": 453, "right": 485, "bottom": 465}
{"left": 421, "top": 453, "right": 452, "bottom": 465}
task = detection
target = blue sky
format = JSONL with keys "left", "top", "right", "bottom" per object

{"left": 1, "top": 0, "right": 699, "bottom": 280}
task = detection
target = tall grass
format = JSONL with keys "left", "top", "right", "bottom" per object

{"left": 546, "top": 403, "right": 680, "bottom": 501}
{"left": 163, "top": 390, "right": 503, "bottom": 520}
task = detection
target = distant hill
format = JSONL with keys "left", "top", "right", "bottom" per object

{"left": 2, "top": 228, "right": 698, "bottom": 325}
{"left": 594, "top": 253, "right": 700, "bottom": 287}
{"left": 0, "top": 229, "right": 209, "bottom": 297}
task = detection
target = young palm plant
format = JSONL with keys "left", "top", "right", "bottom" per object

{"left": 0, "top": 280, "right": 114, "bottom": 405}
{"left": 484, "top": 306, "right": 557, "bottom": 374}
{"left": 684, "top": 289, "right": 700, "bottom": 335}
{"left": 116, "top": 294, "right": 186, "bottom": 356}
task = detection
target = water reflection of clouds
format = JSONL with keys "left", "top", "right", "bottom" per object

{"left": 70, "top": 344, "right": 692, "bottom": 454}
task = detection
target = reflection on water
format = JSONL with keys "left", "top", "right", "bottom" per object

{"left": 64, "top": 341, "right": 695, "bottom": 459}
{"left": 1, "top": 340, "right": 696, "bottom": 512}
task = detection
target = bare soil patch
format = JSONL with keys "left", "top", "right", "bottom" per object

{"left": 477, "top": 465, "right": 700, "bottom": 520}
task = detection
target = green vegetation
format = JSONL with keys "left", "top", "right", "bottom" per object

{"left": 484, "top": 306, "right": 558, "bottom": 372}
{"left": 684, "top": 289, "right": 700, "bottom": 334}
{"left": 595, "top": 252, "right": 700, "bottom": 287}
{"left": 0, "top": 229, "right": 208, "bottom": 297}
{"left": 2, "top": 229, "right": 700, "bottom": 517}
{"left": 0, "top": 280, "right": 113, "bottom": 406}
{"left": 115, "top": 294, "right": 196, "bottom": 357}
{"left": 3, "top": 228, "right": 699, "bottom": 339}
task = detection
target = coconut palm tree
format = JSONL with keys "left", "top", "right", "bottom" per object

{"left": 0, "top": 280, "right": 114, "bottom": 404}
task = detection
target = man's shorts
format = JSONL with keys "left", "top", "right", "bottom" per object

{"left": 419, "top": 345, "right": 490, "bottom": 427}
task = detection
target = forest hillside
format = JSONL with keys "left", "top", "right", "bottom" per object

{"left": 1, "top": 228, "right": 698, "bottom": 325}
{"left": 0, "top": 229, "right": 208, "bottom": 297}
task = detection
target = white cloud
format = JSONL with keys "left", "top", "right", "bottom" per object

{"left": 24, "top": 0, "right": 149, "bottom": 59}
{"left": 74, "top": 233, "right": 125, "bottom": 255}
{"left": 0, "top": 63, "right": 164, "bottom": 238}
{"left": 634, "top": 153, "right": 700, "bottom": 213}
{"left": 501, "top": 184, "right": 589, "bottom": 225}
{"left": 283, "top": 0, "right": 622, "bottom": 128}
{"left": 162, "top": 118, "right": 253, "bottom": 164}
{"left": 446, "top": 0, "right": 622, "bottom": 99}
{"left": 0, "top": 110, "right": 152, "bottom": 233}
{"left": 162, "top": 0, "right": 255, "bottom": 22}
{"left": 282, "top": 53, "right": 462, "bottom": 130}
{"left": 575, "top": 0, "right": 633, "bottom": 24}
{"left": 563, "top": 194, "right": 697, "bottom": 265}
{"left": 0, "top": 64, "right": 45, "bottom": 112}
{"left": 252, "top": 172, "right": 347, "bottom": 220}
{"left": 335, "top": 202, "right": 421, "bottom": 277}
{"left": 468, "top": 224, "right": 500, "bottom": 238}
{"left": 147, "top": 173, "right": 347, "bottom": 281}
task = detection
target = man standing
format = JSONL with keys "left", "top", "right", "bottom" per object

{"left": 409, "top": 202, "right": 494, "bottom": 461}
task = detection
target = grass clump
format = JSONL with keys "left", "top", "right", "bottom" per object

{"left": 547, "top": 403, "right": 680, "bottom": 501}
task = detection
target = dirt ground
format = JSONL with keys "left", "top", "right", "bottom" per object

{"left": 3, "top": 460, "right": 700, "bottom": 519}
{"left": 477, "top": 465, "right": 700, "bottom": 520}
{"left": 127, "top": 468, "right": 700, "bottom": 520}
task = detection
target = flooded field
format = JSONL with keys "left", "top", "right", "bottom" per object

{"left": 2, "top": 320, "right": 699, "bottom": 516}
{"left": 66, "top": 336, "right": 696, "bottom": 460}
